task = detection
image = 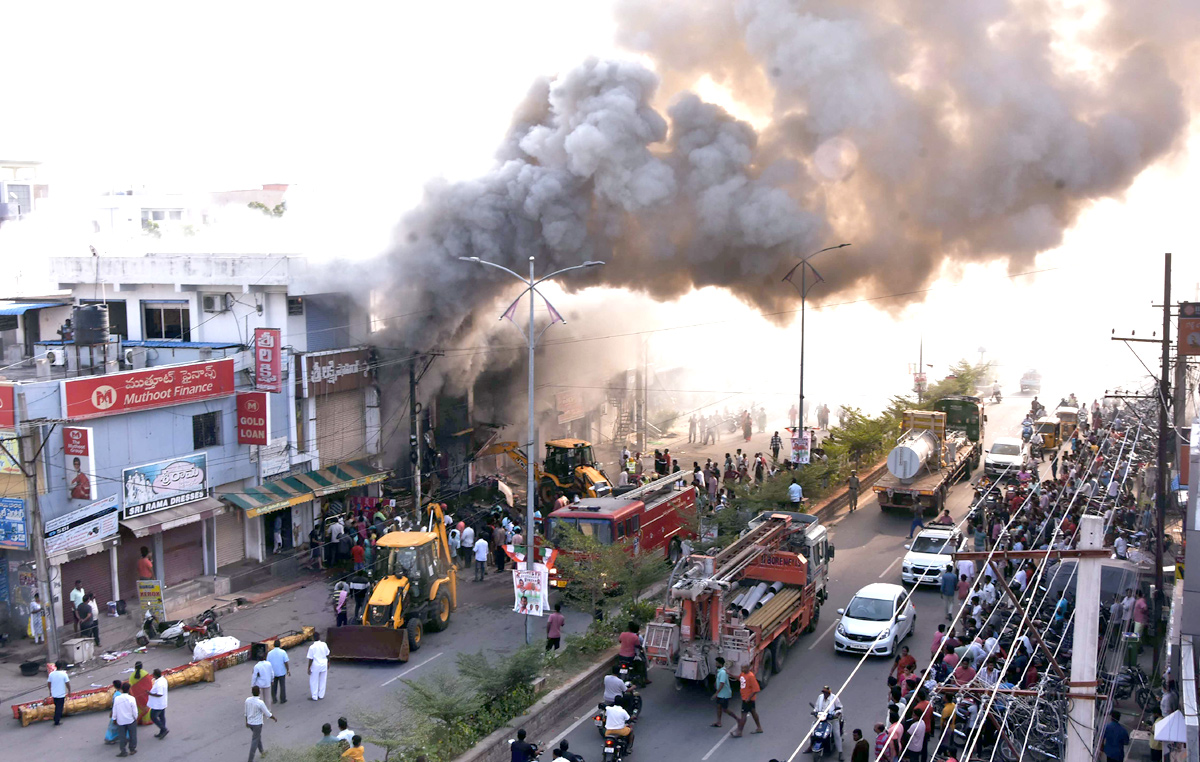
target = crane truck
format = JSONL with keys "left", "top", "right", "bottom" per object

{"left": 873, "top": 395, "right": 984, "bottom": 514}
{"left": 643, "top": 512, "right": 833, "bottom": 690}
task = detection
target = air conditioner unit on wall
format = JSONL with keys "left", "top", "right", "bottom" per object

{"left": 47, "top": 349, "right": 67, "bottom": 366}
{"left": 202, "top": 294, "right": 231, "bottom": 313}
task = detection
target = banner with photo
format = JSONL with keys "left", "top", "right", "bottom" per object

{"left": 512, "top": 563, "right": 550, "bottom": 617}
{"left": 122, "top": 452, "right": 208, "bottom": 518}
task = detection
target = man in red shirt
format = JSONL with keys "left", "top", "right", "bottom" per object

{"left": 953, "top": 658, "right": 976, "bottom": 686}
{"left": 732, "top": 668, "right": 762, "bottom": 737}
{"left": 137, "top": 547, "right": 154, "bottom": 579}
{"left": 618, "top": 622, "right": 649, "bottom": 684}
{"left": 350, "top": 541, "right": 366, "bottom": 572}
{"left": 545, "top": 604, "right": 565, "bottom": 651}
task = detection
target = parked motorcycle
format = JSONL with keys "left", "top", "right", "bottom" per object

{"left": 136, "top": 607, "right": 221, "bottom": 650}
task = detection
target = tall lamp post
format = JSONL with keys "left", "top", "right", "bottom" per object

{"left": 782, "top": 243, "right": 849, "bottom": 440}
{"left": 460, "top": 255, "right": 604, "bottom": 642}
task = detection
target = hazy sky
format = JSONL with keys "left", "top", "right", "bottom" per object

{"left": 4, "top": 2, "right": 1198, "bottom": 415}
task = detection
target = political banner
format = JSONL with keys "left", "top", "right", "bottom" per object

{"left": 790, "top": 428, "right": 812, "bottom": 465}
{"left": 44, "top": 494, "right": 119, "bottom": 556}
{"left": 512, "top": 563, "right": 550, "bottom": 617}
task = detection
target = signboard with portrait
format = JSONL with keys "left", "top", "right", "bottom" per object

{"left": 62, "top": 358, "right": 236, "bottom": 420}
{"left": 0, "top": 497, "right": 28, "bottom": 549}
{"left": 0, "top": 430, "right": 20, "bottom": 475}
{"left": 122, "top": 453, "right": 208, "bottom": 518}
{"left": 790, "top": 428, "right": 812, "bottom": 465}
{"left": 44, "top": 494, "right": 119, "bottom": 556}
{"left": 63, "top": 426, "right": 97, "bottom": 501}
{"left": 512, "top": 563, "right": 550, "bottom": 617}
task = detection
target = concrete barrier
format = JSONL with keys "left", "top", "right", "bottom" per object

{"left": 809, "top": 458, "right": 888, "bottom": 522}
{"left": 452, "top": 647, "right": 618, "bottom": 762}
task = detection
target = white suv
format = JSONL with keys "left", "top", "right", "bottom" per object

{"left": 901, "top": 526, "right": 960, "bottom": 585}
{"left": 984, "top": 437, "right": 1025, "bottom": 476}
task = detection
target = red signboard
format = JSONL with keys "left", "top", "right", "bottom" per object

{"left": 0, "top": 384, "right": 13, "bottom": 428}
{"left": 62, "top": 358, "right": 236, "bottom": 420}
{"left": 254, "top": 328, "right": 282, "bottom": 392}
{"left": 237, "top": 392, "right": 268, "bottom": 445}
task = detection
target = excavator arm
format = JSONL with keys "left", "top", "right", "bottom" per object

{"left": 478, "top": 441, "right": 533, "bottom": 472}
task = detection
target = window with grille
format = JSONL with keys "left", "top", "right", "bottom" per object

{"left": 193, "top": 411, "right": 221, "bottom": 449}
{"left": 143, "top": 301, "right": 191, "bottom": 340}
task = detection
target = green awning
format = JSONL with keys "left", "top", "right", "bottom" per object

{"left": 221, "top": 459, "right": 392, "bottom": 518}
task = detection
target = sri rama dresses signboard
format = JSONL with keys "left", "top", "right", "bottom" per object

{"left": 122, "top": 453, "right": 208, "bottom": 518}
{"left": 44, "top": 494, "right": 119, "bottom": 556}
{"left": 62, "top": 358, "right": 236, "bottom": 420}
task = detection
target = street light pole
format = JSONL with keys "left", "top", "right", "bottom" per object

{"left": 460, "top": 255, "right": 603, "bottom": 643}
{"left": 783, "top": 243, "right": 849, "bottom": 443}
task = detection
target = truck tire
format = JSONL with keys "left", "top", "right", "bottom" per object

{"left": 538, "top": 478, "right": 558, "bottom": 507}
{"left": 772, "top": 639, "right": 788, "bottom": 673}
{"left": 758, "top": 650, "right": 774, "bottom": 688}
{"left": 407, "top": 617, "right": 423, "bottom": 651}
{"left": 426, "top": 590, "right": 452, "bottom": 632}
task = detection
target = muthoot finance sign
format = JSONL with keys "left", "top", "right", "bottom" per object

{"left": 63, "top": 358, "right": 236, "bottom": 420}
{"left": 122, "top": 453, "right": 208, "bottom": 518}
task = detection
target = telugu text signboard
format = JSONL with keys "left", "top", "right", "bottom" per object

{"left": 0, "top": 497, "right": 28, "bottom": 549}
{"left": 254, "top": 328, "right": 282, "bottom": 392}
{"left": 555, "top": 391, "right": 584, "bottom": 425}
{"left": 0, "top": 384, "right": 13, "bottom": 428}
{"left": 138, "top": 579, "right": 166, "bottom": 620}
{"left": 63, "top": 358, "right": 236, "bottom": 420}
{"left": 122, "top": 452, "right": 208, "bottom": 518}
{"left": 300, "top": 348, "right": 372, "bottom": 397}
{"left": 237, "top": 392, "right": 269, "bottom": 445}
{"left": 44, "top": 494, "right": 119, "bottom": 556}
{"left": 64, "top": 426, "right": 98, "bottom": 501}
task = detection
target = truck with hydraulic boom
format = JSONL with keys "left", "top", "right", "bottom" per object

{"left": 873, "top": 395, "right": 984, "bottom": 514}
{"left": 642, "top": 512, "right": 833, "bottom": 689}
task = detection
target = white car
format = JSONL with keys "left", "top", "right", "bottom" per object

{"left": 984, "top": 437, "right": 1025, "bottom": 476}
{"left": 902, "top": 527, "right": 960, "bottom": 585}
{"left": 833, "top": 582, "right": 916, "bottom": 657}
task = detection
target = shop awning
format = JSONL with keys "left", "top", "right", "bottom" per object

{"left": 0, "top": 302, "right": 66, "bottom": 316}
{"left": 221, "top": 459, "right": 392, "bottom": 518}
{"left": 119, "top": 496, "right": 226, "bottom": 538}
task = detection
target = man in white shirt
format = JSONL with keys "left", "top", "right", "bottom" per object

{"left": 336, "top": 716, "right": 355, "bottom": 744}
{"left": 245, "top": 686, "right": 276, "bottom": 761}
{"left": 981, "top": 577, "right": 997, "bottom": 607}
{"left": 307, "top": 630, "right": 330, "bottom": 701}
{"left": 267, "top": 639, "right": 290, "bottom": 704}
{"left": 112, "top": 680, "right": 139, "bottom": 756}
{"left": 252, "top": 654, "right": 275, "bottom": 707}
{"left": 813, "top": 685, "right": 843, "bottom": 756}
{"left": 69, "top": 581, "right": 86, "bottom": 633}
{"left": 604, "top": 698, "right": 634, "bottom": 746}
{"left": 329, "top": 518, "right": 345, "bottom": 565}
{"left": 788, "top": 479, "right": 803, "bottom": 506}
{"left": 956, "top": 558, "right": 976, "bottom": 581}
{"left": 460, "top": 524, "right": 475, "bottom": 568}
{"left": 1114, "top": 534, "right": 1128, "bottom": 559}
{"left": 148, "top": 667, "right": 169, "bottom": 739}
{"left": 47, "top": 661, "right": 70, "bottom": 726}
{"left": 603, "top": 665, "right": 626, "bottom": 703}
{"left": 473, "top": 535, "right": 489, "bottom": 582}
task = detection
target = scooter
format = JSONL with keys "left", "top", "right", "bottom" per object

{"left": 809, "top": 704, "right": 839, "bottom": 760}
{"left": 136, "top": 608, "right": 221, "bottom": 650}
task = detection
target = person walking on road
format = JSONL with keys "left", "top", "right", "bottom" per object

{"left": 546, "top": 603, "right": 565, "bottom": 651}
{"left": 268, "top": 639, "right": 290, "bottom": 704}
{"left": 847, "top": 471, "right": 860, "bottom": 512}
{"left": 473, "top": 533, "right": 489, "bottom": 581}
{"left": 689, "top": 414, "right": 697, "bottom": 444}
{"left": 1102, "top": 710, "right": 1130, "bottom": 762}
{"left": 47, "top": 661, "right": 70, "bottom": 726}
{"left": 252, "top": 652, "right": 275, "bottom": 708}
{"left": 770, "top": 431, "right": 782, "bottom": 462}
{"left": 788, "top": 478, "right": 804, "bottom": 508}
{"left": 307, "top": 630, "right": 330, "bottom": 701}
{"left": 148, "top": 668, "right": 168, "bottom": 739}
{"left": 940, "top": 566, "right": 958, "bottom": 619}
{"left": 711, "top": 657, "right": 740, "bottom": 728}
{"left": 492, "top": 524, "right": 507, "bottom": 573}
{"left": 732, "top": 667, "right": 763, "bottom": 737}
{"left": 907, "top": 503, "right": 925, "bottom": 539}
{"left": 245, "top": 686, "right": 276, "bottom": 762}
{"left": 112, "top": 681, "right": 138, "bottom": 756}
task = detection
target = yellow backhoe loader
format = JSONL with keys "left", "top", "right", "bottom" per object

{"left": 326, "top": 504, "right": 457, "bottom": 662}
{"left": 478, "top": 438, "right": 612, "bottom": 505}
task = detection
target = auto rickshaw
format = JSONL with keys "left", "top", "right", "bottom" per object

{"left": 1035, "top": 416, "right": 1061, "bottom": 449}
{"left": 1055, "top": 406, "right": 1078, "bottom": 439}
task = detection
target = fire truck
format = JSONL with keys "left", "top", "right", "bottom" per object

{"left": 545, "top": 472, "right": 696, "bottom": 587}
{"left": 643, "top": 512, "right": 833, "bottom": 688}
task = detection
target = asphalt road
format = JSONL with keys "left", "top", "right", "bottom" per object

{"left": 539, "top": 395, "right": 1032, "bottom": 762}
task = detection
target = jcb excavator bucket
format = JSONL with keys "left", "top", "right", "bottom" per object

{"left": 326, "top": 626, "right": 410, "bottom": 662}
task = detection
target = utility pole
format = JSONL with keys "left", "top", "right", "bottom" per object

{"left": 410, "top": 360, "right": 422, "bottom": 515}
{"left": 1154, "top": 253, "right": 1171, "bottom": 675}
{"left": 636, "top": 339, "right": 646, "bottom": 454}
{"left": 16, "top": 391, "right": 58, "bottom": 663}
{"left": 1065, "top": 515, "right": 1105, "bottom": 762}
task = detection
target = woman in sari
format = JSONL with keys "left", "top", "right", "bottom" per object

{"left": 129, "top": 660, "right": 154, "bottom": 725}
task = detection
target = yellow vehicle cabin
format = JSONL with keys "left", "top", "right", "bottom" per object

{"left": 1055, "top": 407, "right": 1078, "bottom": 438}
{"left": 478, "top": 439, "right": 612, "bottom": 504}
{"left": 1034, "top": 417, "right": 1060, "bottom": 449}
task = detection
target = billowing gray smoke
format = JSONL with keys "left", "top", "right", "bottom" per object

{"left": 384, "top": 0, "right": 1198, "bottom": 397}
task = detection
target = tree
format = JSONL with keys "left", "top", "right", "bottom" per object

{"left": 357, "top": 697, "right": 407, "bottom": 762}
{"left": 556, "top": 528, "right": 639, "bottom": 617}
{"left": 248, "top": 200, "right": 287, "bottom": 217}
{"left": 401, "top": 669, "right": 480, "bottom": 726}
{"left": 455, "top": 645, "right": 542, "bottom": 704}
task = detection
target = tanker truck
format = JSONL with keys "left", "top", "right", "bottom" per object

{"left": 873, "top": 396, "right": 984, "bottom": 515}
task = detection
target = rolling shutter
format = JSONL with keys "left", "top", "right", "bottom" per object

{"left": 315, "top": 390, "right": 366, "bottom": 467}
{"left": 161, "top": 524, "right": 204, "bottom": 587}
{"left": 215, "top": 509, "right": 245, "bottom": 569}
{"left": 60, "top": 551, "right": 113, "bottom": 622}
